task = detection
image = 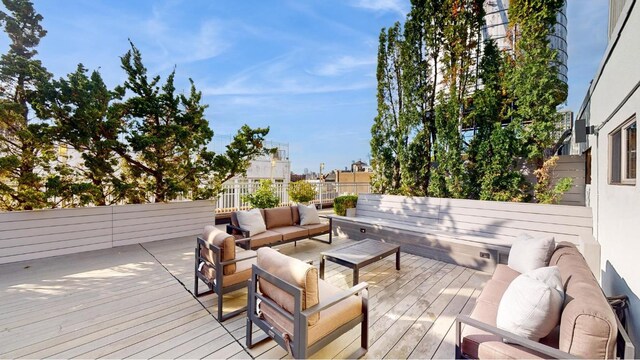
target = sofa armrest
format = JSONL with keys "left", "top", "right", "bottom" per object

{"left": 235, "top": 237, "right": 251, "bottom": 250}
{"left": 227, "top": 224, "right": 250, "bottom": 238}
{"left": 300, "top": 282, "right": 368, "bottom": 317}
{"left": 578, "top": 233, "right": 601, "bottom": 281}
{"left": 455, "top": 315, "right": 578, "bottom": 359}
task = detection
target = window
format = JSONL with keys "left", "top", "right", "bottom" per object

{"left": 609, "top": 116, "right": 637, "bottom": 185}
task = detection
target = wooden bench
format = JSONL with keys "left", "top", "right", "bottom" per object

{"left": 330, "top": 194, "right": 598, "bottom": 273}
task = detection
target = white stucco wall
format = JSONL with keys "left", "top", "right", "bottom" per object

{"left": 586, "top": 0, "right": 640, "bottom": 347}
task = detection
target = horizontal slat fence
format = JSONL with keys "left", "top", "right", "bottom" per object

{"left": 0, "top": 200, "right": 215, "bottom": 264}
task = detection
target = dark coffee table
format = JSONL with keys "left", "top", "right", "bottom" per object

{"left": 319, "top": 239, "right": 400, "bottom": 284}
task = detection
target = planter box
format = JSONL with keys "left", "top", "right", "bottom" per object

{"left": 0, "top": 200, "right": 215, "bottom": 264}
{"left": 346, "top": 208, "right": 357, "bottom": 217}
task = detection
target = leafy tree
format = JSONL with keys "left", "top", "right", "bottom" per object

{"left": 533, "top": 156, "right": 572, "bottom": 204}
{"left": 466, "top": 40, "right": 529, "bottom": 201}
{"left": 288, "top": 180, "right": 316, "bottom": 204}
{"left": 35, "top": 64, "right": 125, "bottom": 206}
{"left": 111, "top": 43, "right": 269, "bottom": 203}
{"left": 0, "top": 0, "right": 53, "bottom": 210}
{"left": 506, "top": 0, "right": 567, "bottom": 165}
{"left": 241, "top": 179, "right": 280, "bottom": 209}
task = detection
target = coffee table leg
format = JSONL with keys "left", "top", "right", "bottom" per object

{"left": 396, "top": 250, "right": 400, "bottom": 271}
{"left": 353, "top": 266, "right": 359, "bottom": 285}
{"left": 320, "top": 256, "right": 325, "bottom": 280}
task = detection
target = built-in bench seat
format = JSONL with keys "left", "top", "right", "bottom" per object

{"left": 331, "top": 194, "right": 599, "bottom": 273}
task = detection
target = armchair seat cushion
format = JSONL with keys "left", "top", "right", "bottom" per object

{"left": 299, "top": 223, "right": 330, "bottom": 236}
{"left": 270, "top": 226, "right": 309, "bottom": 241}
{"left": 260, "top": 278, "right": 363, "bottom": 346}
{"left": 222, "top": 250, "right": 257, "bottom": 288}
{"left": 250, "top": 230, "right": 283, "bottom": 248}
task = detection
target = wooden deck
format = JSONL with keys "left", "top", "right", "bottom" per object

{"left": 0, "top": 232, "right": 490, "bottom": 359}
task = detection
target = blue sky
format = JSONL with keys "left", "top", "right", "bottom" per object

{"left": 2, "top": 0, "right": 608, "bottom": 173}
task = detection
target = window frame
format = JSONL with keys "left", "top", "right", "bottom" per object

{"left": 609, "top": 115, "right": 637, "bottom": 185}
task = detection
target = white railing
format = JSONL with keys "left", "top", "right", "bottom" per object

{"left": 214, "top": 182, "right": 371, "bottom": 214}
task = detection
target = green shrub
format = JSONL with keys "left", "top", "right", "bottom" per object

{"left": 334, "top": 195, "right": 358, "bottom": 216}
{"left": 241, "top": 180, "right": 280, "bottom": 209}
{"left": 288, "top": 180, "right": 317, "bottom": 204}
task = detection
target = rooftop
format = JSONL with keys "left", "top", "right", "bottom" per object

{"left": 0, "top": 232, "right": 489, "bottom": 359}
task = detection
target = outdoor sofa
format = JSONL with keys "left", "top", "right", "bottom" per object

{"left": 455, "top": 242, "right": 634, "bottom": 359}
{"left": 226, "top": 205, "right": 332, "bottom": 249}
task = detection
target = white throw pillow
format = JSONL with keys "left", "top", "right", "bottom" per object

{"left": 508, "top": 233, "right": 555, "bottom": 273}
{"left": 496, "top": 266, "right": 565, "bottom": 341}
{"left": 236, "top": 209, "right": 266, "bottom": 236}
{"left": 298, "top": 204, "right": 320, "bottom": 225}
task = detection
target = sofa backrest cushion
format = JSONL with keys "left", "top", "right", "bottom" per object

{"left": 202, "top": 225, "right": 236, "bottom": 275}
{"left": 291, "top": 205, "right": 300, "bottom": 225}
{"left": 256, "top": 247, "right": 320, "bottom": 325}
{"left": 264, "top": 206, "right": 294, "bottom": 229}
{"left": 551, "top": 243, "right": 617, "bottom": 359}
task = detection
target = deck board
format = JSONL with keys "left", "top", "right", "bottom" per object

{"left": 0, "top": 231, "right": 488, "bottom": 359}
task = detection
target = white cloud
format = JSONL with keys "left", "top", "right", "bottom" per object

{"left": 350, "top": 0, "right": 409, "bottom": 16}
{"left": 200, "top": 53, "right": 375, "bottom": 96}
{"left": 310, "top": 55, "right": 376, "bottom": 76}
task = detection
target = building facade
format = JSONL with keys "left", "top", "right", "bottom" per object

{"left": 577, "top": 0, "right": 639, "bottom": 348}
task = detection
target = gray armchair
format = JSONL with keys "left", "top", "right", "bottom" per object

{"left": 246, "top": 247, "right": 368, "bottom": 359}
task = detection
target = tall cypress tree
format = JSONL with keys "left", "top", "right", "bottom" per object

{"left": 0, "top": 0, "right": 53, "bottom": 210}
{"left": 370, "top": 23, "right": 407, "bottom": 194}
{"left": 430, "top": 0, "right": 484, "bottom": 198}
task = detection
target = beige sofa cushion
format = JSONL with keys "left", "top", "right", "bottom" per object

{"left": 201, "top": 248, "right": 256, "bottom": 287}
{"left": 236, "top": 209, "right": 267, "bottom": 236}
{"left": 257, "top": 247, "right": 320, "bottom": 325}
{"left": 250, "top": 230, "right": 283, "bottom": 248}
{"left": 291, "top": 205, "right": 300, "bottom": 225}
{"left": 264, "top": 207, "right": 294, "bottom": 229}
{"left": 551, "top": 243, "right": 617, "bottom": 359}
{"left": 299, "top": 223, "right": 330, "bottom": 236}
{"left": 260, "top": 278, "right": 362, "bottom": 346}
{"left": 201, "top": 225, "right": 236, "bottom": 275}
{"left": 271, "top": 226, "right": 308, "bottom": 241}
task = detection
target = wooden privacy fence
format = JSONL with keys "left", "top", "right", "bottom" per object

{"left": 0, "top": 200, "right": 215, "bottom": 264}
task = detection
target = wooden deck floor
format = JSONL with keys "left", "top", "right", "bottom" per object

{"left": 0, "top": 233, "right": 490, "bottom": 359}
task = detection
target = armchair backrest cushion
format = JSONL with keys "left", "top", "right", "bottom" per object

{"left": 264, "top": 206, "right": 294, "bottom": 229}
{"left": 202, "top": 225, "right": 236, "bottom": 275}
{"left": 551, "top": 243, "right": 617, "bottom": 359}
{"left": 256, "top": 247, "right": 320, "bottom": 325}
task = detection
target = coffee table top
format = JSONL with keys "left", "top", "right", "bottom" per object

{"left": 321, "top": 239, "right": 399, "bottom": 266}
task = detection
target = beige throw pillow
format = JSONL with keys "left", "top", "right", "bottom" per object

{"left": 507, "top": 233, "right": 555, "bottom": 273}
{"left": 496, "top": 266, "right": 565, "bottom": 341}
{"left": 298, "top": 204, "right": 320, "bottom": 225}
{"left": 236, "top": 209, "right": 266, "bottom": 236}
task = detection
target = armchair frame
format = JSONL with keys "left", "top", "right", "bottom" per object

{"left": 194, "top": 236, "right": 255, "bottom": 321}
{"left": 246, "top": 264, "right": 368, "bottom": 359}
